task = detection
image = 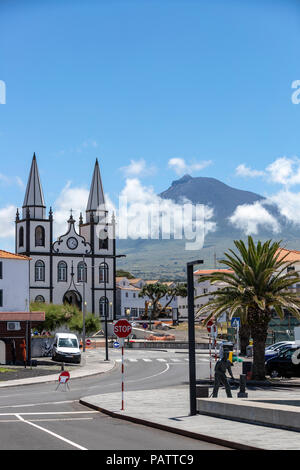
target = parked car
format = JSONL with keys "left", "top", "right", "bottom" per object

{"left": 265, "top": 345, "right": 300, "bottom": 378}
{"left": 265, "top": 342, "right": 295, "bottom": 361}
{"left": 265, "top": 341, "right": 293, "bottom": 351}
{"left": 52, "top": 333, "right": 82, "bottom": 364}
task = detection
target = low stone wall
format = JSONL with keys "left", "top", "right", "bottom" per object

{"left": 197, "top": 397, "right": 300, "bottom": 432}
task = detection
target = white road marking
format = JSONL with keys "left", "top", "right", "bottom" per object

{"left": 15, "top": 413, "right": 88, "bottom": 450}
{"left": 156, "top": 359, "right": 167, "bottom": 362}
{"left": 142, "top": 359, "right": 152, "bottom": 362}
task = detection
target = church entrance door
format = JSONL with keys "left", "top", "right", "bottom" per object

{"left": 63, "top": 290, "right": 82, "bottom": 310}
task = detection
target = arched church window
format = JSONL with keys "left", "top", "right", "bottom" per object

{"left": 35, "top": 260, "right": 45, "bottom": 281}
{"left": 99, "top": 296, "right": 109, "bottom": 317}
{"left": 57, "top": 261, "right": 67, "bottom": 282}
{"left": 77, "top": 261, "right": 87, "bottom": 283}
{"left": 99, "top": 227, "right": 108, "bottom": 250}
{"left": 99, "top": 262, "right": 109, "bottom": 283}
{"left": 35, "top": 226, "right": 45, "bottom": 247}
{"left": 35, "top": 295, "right": 45, "bottom": 303}
{"left": 19, "top": 226, "right": 24, "bottom": 247}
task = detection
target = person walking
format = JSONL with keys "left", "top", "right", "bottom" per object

{"left": 212, "top": 351, "right": 235, "bottom": 398}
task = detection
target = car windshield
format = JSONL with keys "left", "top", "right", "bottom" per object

{"left": 281, "top": 348, "right": 299, "bottom": 359}
{"left": 58, "top": 338, "right": 78, "bottom": 348}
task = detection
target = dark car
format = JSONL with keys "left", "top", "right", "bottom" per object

{"left": 265, "top": 345, "right": 300, "bottom": 378}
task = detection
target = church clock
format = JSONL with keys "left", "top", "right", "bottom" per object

{"left": 67, "top": 237, "right": 78, "bottom": 250}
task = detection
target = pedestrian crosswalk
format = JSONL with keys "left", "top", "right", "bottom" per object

{"left": 113, "top": 357, "right": 210, "bottom": 364}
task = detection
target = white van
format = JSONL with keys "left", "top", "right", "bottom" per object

{"left": 52, "top": 333, "right": 82, "bottom": 364}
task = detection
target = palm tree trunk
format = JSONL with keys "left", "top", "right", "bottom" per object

{"left": 249, "top": 309, "right": 271, "bottom": 381}
{"left": 239, "top": 323, "right": 251, "bottom": 356}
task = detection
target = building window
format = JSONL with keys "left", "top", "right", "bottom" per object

{"left": 99, "top": 262, "right": 108, "bottom": 283}
{"left": 133, "top": 293, "right": 136, "bottom": 298}
{"left": 77, "top": 261, "right": 87, "bottom": 283}
{"left": 287, "top": 266, "right": 295, "bottom": 272}
{"left": 35, "top": 260, "right": 45, "bottom": 281}
{"left": 125, "top": 292, "right": 128, "bottom": 297}
{"left": 0, "top": 290, "right": 2, "bottom": 307}
{"left": 57, "top": 261, "right": 67, "bottom": 282}
{"left": 35, "top": 295, "right": 45, "bottom": 303}
{"left": 19, "top": 227, "right": 24, "bottom": 247}
{"left": 99, "top": 296, "right": 109, "bottom": 317}
{"left": 131, "top": 308, "right": 138, "bottom": 318}
{"left": 35, "top": 226, "right": 45, "bottom": 247}
{"left": 0, "top": 262, "right": 2, "bottom": 279}
{"left": 99, "top": 227, "right": 108, "bottom": 250}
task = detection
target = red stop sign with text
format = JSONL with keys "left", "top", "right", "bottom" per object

{"left": 206, "top": 320, "right": 214, "bottom": 333}
{"left": 114, "top": 319, "right": 132, "bottom": 338}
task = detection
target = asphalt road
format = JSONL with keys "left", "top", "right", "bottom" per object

{"left": 0, "top": 349, "right": 229, "bottom": 450}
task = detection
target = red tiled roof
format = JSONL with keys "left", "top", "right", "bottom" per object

{"left": 0, "top": 250, "right": 31, "bottom": 261}
{"left": 194, "top": 269, "right": 234, "bottom": 275}
{"left": 0, "top": 312, "right": 45, "bottom": 321}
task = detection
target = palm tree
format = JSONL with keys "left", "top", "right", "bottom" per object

{"left": 196, "top": 237, "right": 300, "bottom": 380}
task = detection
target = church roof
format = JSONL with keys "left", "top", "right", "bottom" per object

{"left": 23, "top": 153, "right": 45, "bottom": 208}
{"left": 86, "top": 159, "right": 105, "bottom": 213}
{"left": 0, "top": 250, "right": 31, "bottom": 260}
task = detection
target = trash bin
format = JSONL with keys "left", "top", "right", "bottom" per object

{"left": 242, "top": 361, "right": 252, "bottom": 379}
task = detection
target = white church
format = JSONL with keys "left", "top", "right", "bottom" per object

{"left": 15, "top": 154, "right": 117, "bottom": 320}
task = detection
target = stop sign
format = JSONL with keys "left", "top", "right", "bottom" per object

{"left": 114, "top": 319, "right": 132, "bottom": 338}
{"left": 206, "top": 320, "right": 214, "bottom": 333}
{"left": 86, "top": 339, "right": 91, "bottom": 346}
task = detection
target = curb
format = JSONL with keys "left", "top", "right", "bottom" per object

{"left": 79, "top": 399, "right": 264, "bottom": 451}
{"left": 0, "top": 360, "right": 117, "bottom": 388}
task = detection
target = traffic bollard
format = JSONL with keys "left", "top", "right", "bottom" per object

{"left": 237, "top": 374, "right": 248, "bottom": 398}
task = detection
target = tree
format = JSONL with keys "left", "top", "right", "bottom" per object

{"left": 195, "top": 237, "right": 300, "bottom": 380}
{"left": 30, "top": 302, "right": 80, "bottom": 333}
{"left": 139, "top": 283, "right": 169, "bottom": 319}
{"left": 139, "top": 282, "right": 187, "bottom": 319}
{"left": 69, "top": 312, "right": 101, "bottom": 336}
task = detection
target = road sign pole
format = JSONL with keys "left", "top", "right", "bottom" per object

{"left": 121, "top": 344, "right": 124, "bottom": 411}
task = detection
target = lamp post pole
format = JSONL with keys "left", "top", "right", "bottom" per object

{"left": 82, "top": 254, "right": 86, "bottom": 353}
{"left": 187, "top": 259, "right": 203, "bottom": 416}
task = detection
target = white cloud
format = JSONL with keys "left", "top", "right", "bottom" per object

{"left": 0, "top": 205, "right": 16, "bottom": 239}
{"left": 235, "top": 156, "right": 300, "bottom": 187}
{"left": 267, "top": 190, "right": 300, "bottom": 225}
{"left": 229, "top": 201, "right": 280, "bottom": 235}
{"left": 116, "top": 177, "right": 216, "bottom": 245}
{"left": 235, "top": 164, "right": 265, "bottom": 178}
{"left": 53, "top": 183, "right": 89, "bottom": 237}
{"left": 265, "top": 157, "right": 300, "bottom": 187}
{"left": 120, "top": 159, "right": 156, "bottom": 178}
{"left": 168, "top": 158, "right": 212, "bottom": 176}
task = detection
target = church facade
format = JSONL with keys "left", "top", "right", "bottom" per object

{"left": 15, "top": 154, "right": 117, "bottom": 320}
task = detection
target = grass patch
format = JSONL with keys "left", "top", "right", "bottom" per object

{"left": 0, "top": 368, "right": 16, "bottom": 373}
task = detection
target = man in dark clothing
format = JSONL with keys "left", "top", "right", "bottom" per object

{"left": 212, "top": 352, "right": 235, "bottom": 398}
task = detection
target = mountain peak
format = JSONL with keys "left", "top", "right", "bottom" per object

{"left": 171, "top": 174, "right": 193, "bottom": 186}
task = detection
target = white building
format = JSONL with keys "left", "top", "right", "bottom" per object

{"left": 0, "top": 250, "right": 30, "bottom": 312}
{"left": 116, "top": 277, "right": 179, "bottom": 319}
{"left": 15, "top": 153, "right": 117, "bottom": 319}
{"left": 177, "top": 268, "right": 233, "bottom": 320}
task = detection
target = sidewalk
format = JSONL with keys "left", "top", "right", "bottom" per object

{"left": 80, "top": 385, "right": 300, "bottom": 450}
{"left": 0, "top": 351, "right": 116, "bottom": 388}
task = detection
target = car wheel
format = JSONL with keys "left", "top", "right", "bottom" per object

{"left": 270, "top": 369, "right": 280, "bottom": 378}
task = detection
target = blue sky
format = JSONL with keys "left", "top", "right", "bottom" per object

{"left": 1, "top": 0, "right": 300, "bottom": 249}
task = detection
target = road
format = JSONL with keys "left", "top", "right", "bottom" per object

{"left": 0, "top": 349, "right": 229, "bottom": 450}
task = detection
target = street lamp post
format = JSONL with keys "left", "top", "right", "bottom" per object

{"left": 82, "top": 254, "right": 86, "bottom": 353}
{"left": 187, "top": 259, "right": 203, "bottom": 416}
